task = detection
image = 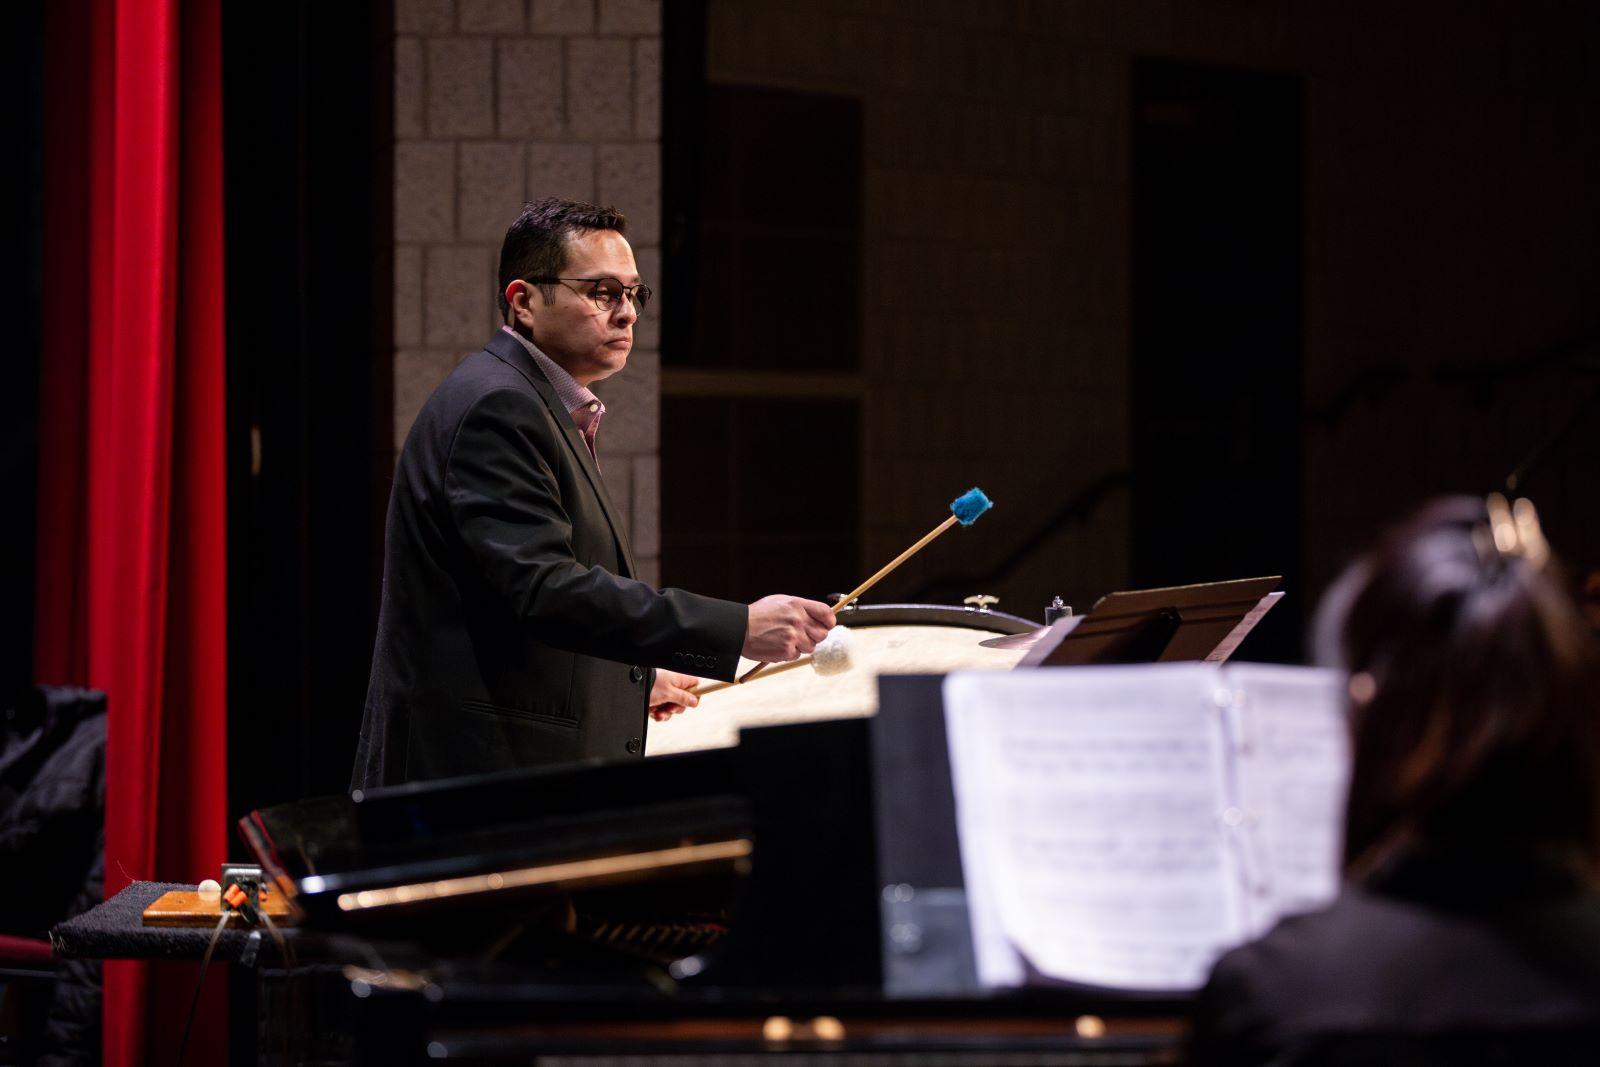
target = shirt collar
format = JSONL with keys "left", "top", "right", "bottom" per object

{"left": 501, "top": 325, "right": 605, "bottom": 418}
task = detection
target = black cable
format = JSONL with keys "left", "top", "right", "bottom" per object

{"left": 174, "top": 911, "right": 230, "bottom": 1067}
{"left": 259, "top": 910, "right": 294, "bottom": 1066}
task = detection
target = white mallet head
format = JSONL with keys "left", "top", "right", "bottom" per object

{"left": 811, "top": 625, "right": 855, "bottom": 676}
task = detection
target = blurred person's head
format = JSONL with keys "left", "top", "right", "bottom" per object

{"left": 497, "top": 198, "right": 645, "bottom": 386}
{"left": 1317, "top": 496, "right": 1600, "bottom": 883}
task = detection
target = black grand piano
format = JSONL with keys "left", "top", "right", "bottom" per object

{"left": 238, "top": 677, "right": 1189, "bottom": 1064}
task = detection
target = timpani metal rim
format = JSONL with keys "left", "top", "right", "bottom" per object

{"left": 830, "top": 602, "right": 1038, "bottom": 636}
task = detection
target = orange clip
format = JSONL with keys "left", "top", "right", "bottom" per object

{"left": 224, "top": 885, "right": 248, "bottom": 909}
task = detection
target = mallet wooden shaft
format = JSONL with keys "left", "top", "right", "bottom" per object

{"left": 828, "top": 514, "right": 959, "bottom": 614}
{"left": 737, "top": 513, "right": 961, "bottom": 685}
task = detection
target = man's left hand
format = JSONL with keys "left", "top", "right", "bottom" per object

{"left": 648, "top": 669, "right": 702, "bottom": 722}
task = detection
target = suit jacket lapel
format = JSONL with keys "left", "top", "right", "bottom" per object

{"left": 483, "top": 331, "right": 639, "bottom": 578}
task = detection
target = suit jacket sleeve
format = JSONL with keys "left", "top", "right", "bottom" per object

{"left": 444, "top": 387, "right": 747, "bottom": 681}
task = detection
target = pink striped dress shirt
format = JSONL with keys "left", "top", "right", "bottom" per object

{"left": 501, "top": 325, "right": 605, "bottom": 461}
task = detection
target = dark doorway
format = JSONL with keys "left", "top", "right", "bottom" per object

{"left": 223, "top": 1, "right": 392, "bottom": 816}
{"left": 1132, "top": 60, "right": 1305, "bottom": 661}
{"left": 2, "top": 0, "right": 43, "bottom": 703}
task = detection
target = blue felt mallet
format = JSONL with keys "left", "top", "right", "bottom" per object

{"left": 737, "top": 488, "right": 994, "bottom": 684}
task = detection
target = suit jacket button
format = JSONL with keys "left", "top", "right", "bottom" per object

{"left": 630, "top": 665, "right": 644, "bottom": 684}
{"left": 625, "top": 737, "right": 641, "bottom": 755}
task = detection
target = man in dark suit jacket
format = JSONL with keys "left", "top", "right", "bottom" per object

{"left": 353, "top": 199, "right": 834, "bottom": 789}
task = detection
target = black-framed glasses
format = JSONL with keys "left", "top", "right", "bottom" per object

{"left": 527, "top": 276, "right": 652, "bottom": 316}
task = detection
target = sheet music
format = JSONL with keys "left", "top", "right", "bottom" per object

{"left": 941, "top": 689, "right": 1024, "bottom": 986}
{"left": 944, "top": 666, "right": 1245, "bottom": 991}
{"left": 1221, "top": 665, "right": 1348, "bottom": 937}
{"left": 1204, "top": 592, "right": 1285, "bottom": 663}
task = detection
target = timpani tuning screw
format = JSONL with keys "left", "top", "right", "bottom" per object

{"left": 1045, "top": 596, "right": 1072, "bottom": 624}
{"left": 963, "top": 594, "right": 998, "bottom": 613}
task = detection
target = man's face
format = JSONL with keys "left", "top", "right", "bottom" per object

{"left": 512, "top": 229, "right": 639, "bottom": 386}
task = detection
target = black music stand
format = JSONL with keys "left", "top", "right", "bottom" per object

{"left": 1018, "top": 576, "right": 1283, "bottom": 667}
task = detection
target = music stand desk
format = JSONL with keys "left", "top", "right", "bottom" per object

{"left": 1020, "top": 576, "right": 1283, "bottom": 667}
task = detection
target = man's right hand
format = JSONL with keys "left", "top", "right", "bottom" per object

{"left": 743, "top": 595, "right": 836, "bottom": 663}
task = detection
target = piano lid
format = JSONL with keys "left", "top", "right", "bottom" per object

{"left": 239, "top": 746, "right": 752, "bottom": 922}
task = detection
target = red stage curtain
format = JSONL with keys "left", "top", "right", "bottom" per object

{"left": 37, "top": 0, "right": 228, "bottom": 1063}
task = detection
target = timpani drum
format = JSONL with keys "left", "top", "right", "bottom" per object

{"left": 646, "top": 603, "right": 1038, "bottom": 756}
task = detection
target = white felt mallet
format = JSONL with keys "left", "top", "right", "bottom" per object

{"left": 737, "top": 487, "right": 994, "bottom": 685}
{"left": 809, "top": 624, "right": 855, "bottom": 676}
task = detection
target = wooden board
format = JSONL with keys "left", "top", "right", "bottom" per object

{"left": 142, "top": 889, "right": 296, "bottom": 927}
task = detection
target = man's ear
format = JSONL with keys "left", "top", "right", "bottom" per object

{"left": 505, "top": 281, "right": 532, "bottom": 327}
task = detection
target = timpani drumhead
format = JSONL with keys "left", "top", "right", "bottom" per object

{"left": 646, "top": 604, "right": 1035, "bottom": 756}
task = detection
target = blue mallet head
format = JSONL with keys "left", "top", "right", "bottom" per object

{"left": 950, "top": 487, "right": 992, "bottom": 526}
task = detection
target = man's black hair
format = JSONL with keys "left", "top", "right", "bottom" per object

{"left": 497, "top": 197, "right": 628, "bottom": 316}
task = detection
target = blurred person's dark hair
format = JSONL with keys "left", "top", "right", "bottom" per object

{"left": 1316, "top": 495, "right": 1600, "bottom": 884}
{"left": 497, "top": 198, "right": 628, "bottom": 317}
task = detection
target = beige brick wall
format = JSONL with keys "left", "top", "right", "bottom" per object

{"left": 705, "top": 0, "right": 1133, "bottom": 620}
{"left": 392, "top": 0, "right": 663, "bottom": 585}
{"left": 703, "top": 0, "right": 1600, "bottom": 620}
{"left": 390, "top": 0, "right": 1599, "bottom": 617}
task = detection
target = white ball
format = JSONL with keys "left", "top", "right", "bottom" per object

{"left": 811, "top": 625, "right": 855, "bottom": 676}
{"left": 197, "top": 879, "right": 222, "bottom": 897}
